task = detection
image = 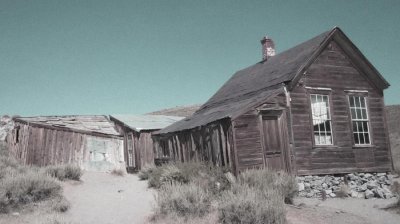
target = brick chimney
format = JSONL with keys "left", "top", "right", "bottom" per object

{"left": 260, "top": 36, "right": 275, "bottom": 60}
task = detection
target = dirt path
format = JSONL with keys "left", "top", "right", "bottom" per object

{"left": 61, "top": 172, "right": 155, "bottom": 224}
{"left": 287, "top": 197, "right": 399, "bottom": 224}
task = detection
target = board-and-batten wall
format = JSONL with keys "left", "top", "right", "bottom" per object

{"left": 290, "top": 40, "right": 391, "bottom": 175}
{"left": 112, "top": 123, "right": 156, "bottom": 170}
{"left": 153, "top": 120, "right": 235, "bottom": 171}
{"left": 7, "top": 122, "right": 125, "bottom": 171}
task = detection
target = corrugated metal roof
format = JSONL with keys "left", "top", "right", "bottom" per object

{"left": 146, "top": 104, "right": 202, "bottom": 117}
{"left": 14, "top": 115, "right": 121, "bottom": 136}
{"left": 110, "top": 114, "right": 184, "bottom": 131}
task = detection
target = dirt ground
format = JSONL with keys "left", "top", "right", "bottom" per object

{"left": 0, "top": 172, "right": 399, "bottom": 224}
{"left": 287, "top": 197, "right": 399, "bottom": 224}
{"left": 0, "top": 172, "right": 155, "bottom": 224}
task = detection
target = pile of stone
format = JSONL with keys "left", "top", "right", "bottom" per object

{"left": 297, "top": 172, "right": 397, "bottom": 199}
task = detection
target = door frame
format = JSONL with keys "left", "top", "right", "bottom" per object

{"left": 259, "top": 109, "right": 292, "bottom": 172}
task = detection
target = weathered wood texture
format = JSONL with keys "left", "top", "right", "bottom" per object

{"left": 153, "top": 119, "right": 234, "bottom": 170}
{"left": 386, "top": 105, "right": 400, "bottom": 172}
{"left": 7, "top": 122, "right": 125, "bottom": 171}
{"left": 112, "top": 122, "right": 156, "bottom": 171}
{"left": 290, "top": 40, "right": 391, "bottom": 175}
{"left": 232, "top": 93, "right": 291, "bottom": 173}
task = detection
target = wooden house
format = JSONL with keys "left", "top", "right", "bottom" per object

{"left": 153, "top": 27, "right": 392, "bottom": 175}
{"left": 7, "top": 115, "right": 125, "bottom": 172}
{"left": 109, "top": 115, "right": 183, "bottom": 171}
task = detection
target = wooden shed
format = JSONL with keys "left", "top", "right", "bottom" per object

{"left": 109, "top": 115, "right": 183, "bottom": 171}
{"left": 7, "top": 115, "right": 125, "bottom": 172}
{"left": 386, "top": 105, "right": 400, "bottom": 172}
{"left": 153, "top": 27, "right": 392, "bottom": 175}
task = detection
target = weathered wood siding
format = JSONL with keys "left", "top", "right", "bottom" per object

{"left": 232, "top": 93, "right": 289, "bottom": 172}
{"left": 7, "top": 122, "right": 125, "bottom": 171}
{"left": 138, "top": 131, "right": 155, "bottom": 168}
{"left": 290, "top": 40, "right": 391, "bottom": 175}
{"left": 154, "top": 120, "right": 235, "bottom": 170}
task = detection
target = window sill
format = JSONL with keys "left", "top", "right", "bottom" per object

{"left": 312, "top": 145, "right": 339, "bottom": 149}
{"left": 352, "top": 145, "right": 375, "bottom": 149}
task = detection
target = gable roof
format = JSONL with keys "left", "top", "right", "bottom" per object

{"left": 146, "top": 104, "right": 202, "bottom": 117}
{"left": 110, "top": 114, "right": 184, "bottom": 132}
{"left": 14, "top": 115, "right": 121, "bottom": 138}
{"left": 157, "top": 27, "right": 390, "bottom": 135}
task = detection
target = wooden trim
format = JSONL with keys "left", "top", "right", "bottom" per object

{"left": 231, "top": 120, "right": 240, "bottom": 176}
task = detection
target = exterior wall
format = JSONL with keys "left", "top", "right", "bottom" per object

{"left": 153, "top": 120, "right": 234, "bottom": 170}
{"left": 232, "top": 93, "right": 289, "bottom": 172}
{"left": 290, "top": 40, "right": 391, "bottom": 175}
{"left": 7, "top": 122, "right": 125, "bottom": 172}
{"left": 138, "top": 131, "right": 155, "bottom": 168}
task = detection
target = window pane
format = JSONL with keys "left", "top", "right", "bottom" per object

{"left": 357, "top": 121, "right": 363, "bottom": 132}
{"left": 326, "top": 133, "right": 332, "bottom": 144}
{"left": 354, "top": 133, "right": 359, "bottom": 144}
{"left": 359, "top": 132, "right": 365, "bottom": 144}
{"left": 360, "top": 97, "right": 366, "bottom": 108}
{"left": 355, "top": 96, "right": 361, "bottom": 107}
{"left": 361, "top": 109, "right": 367, "bottom": 119}
{"left": 352, "top": 122, "right": 357, "bottom": 132}
{"left": 364, "top": 133, "right": 370, "bottom": 144}
{"left": 363, "top": 121, "right": 369, "bottom": 132}
{"left": 326, "top": 122, "right": 331, "bottom": 132}
{"left": 351, "top": 108, "right": 356, "bottom": 119}
{"left": 356, "top": 109, "right": 362, "bottom": 120}
{"left": 314, "top": 135, "right": 320, "bottom": 145}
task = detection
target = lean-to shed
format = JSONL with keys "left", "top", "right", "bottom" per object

{"left": 109, "top": 115, "right": 183, "bottom": 171}
{"left": 154, "top": 27, "right": 392, "bottom": 175}
{"left": 7, "top": 115, "right": 125, "bottom": 172}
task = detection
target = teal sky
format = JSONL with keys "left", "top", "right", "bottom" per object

{"left": 1, "top": 0, "right": 399, "bottom": 116}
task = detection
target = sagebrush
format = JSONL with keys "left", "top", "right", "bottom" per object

{"left": 154, "top": 182, "right": 212, "bottom": 219}
{"left": 218, "top": 183, "right": 286, "bottom": 224}
{"left": 45, "top": 164, "right": 83, "bottom": 181}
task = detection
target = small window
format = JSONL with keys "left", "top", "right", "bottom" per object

{"left": 310, "top": 94, "right": 333, "bottom": 145}
{"left": 349, "top": 96, "right": 371, "bottom": 145}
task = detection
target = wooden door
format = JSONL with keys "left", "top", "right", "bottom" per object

{"left": 261, "top": 114, "right": 286, "bottom": 171}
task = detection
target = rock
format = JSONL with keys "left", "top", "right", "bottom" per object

{"left": 298, "top": 182, "right": 305, "bottom": 191}
{"left": 329, "top": 193, "right": 336, "bottom": 198}
{"left": 325, "top": 189, "right": 333, "bottom": 195}
{"left": 351, "top": 190, "right": 358, "bottom": 198}
{"left": 364, "top": 173, "right": 373, "bottom": 179}
{"left": 367, "top": 181, "right": 378, "bottom": 190}
{"left": 305, "top": 176, "right": 313, "bottom": 182}
{"left": 332, "top": 180, "right": 340, "bottom": 185}
{"left": 322, "top": 183, "right": 328, "bottom": 189}
{"left": 365, "top": 190, "right": 374, "bottom": 199}
{"left": 377, "top": 173, "right": 386, "bottom": 177}
{"left": 374, "top": 189, "right": 384, "bottom": 198}
{"left": 12, "top": 212, "right": 20, "bottom": 216}
{"left": 347, "top": 173, "right": 357, "bottom": 181}
{"left": 304, "top": 183, "right": 311, "bottom": 192}
{"left": 306, "top": 192, "right": 314, "bottom": 198}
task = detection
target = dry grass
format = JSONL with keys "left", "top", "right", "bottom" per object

{"left": 45, "top": 164, "right": 83, "bottom": 181}
{"left": 110, "top": 169, "right": 125, "bottom": 176}
{"left": 153, "top": 182, "right": 212, "bottom": 219}
{"left": 218, "top": 183, "right": 286, "bottom": 224}
{"left": 149, "top": 162, "right": 294, "bottom": 224}
{"left": 0, "top": 142, "right": 69, "bottom": 214}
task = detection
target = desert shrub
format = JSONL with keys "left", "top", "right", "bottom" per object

{"left": 144, "top": 162, "right": 231, "bottom": 192}
{"left": 51, "top": 196, "right": 71, "bottom": 212}
{"left": 111, "top": 168, "right": 125, "bottom": 176}
{"left": 45, "top": 164, "right": 82, "bottom": 181}
{"left": 238, "top": 169, "right": 298, "bottom": 204}
{"left": 0, "top": 172, "right": 62, "bottom": 213}
{"left": 139, "top": 165, "right": 157, "bottom": 180}
{"left": 218, "top": 183, "right": 286, "bottom": 224}
{"left": 154, "top": 182, "right": 212, "bottom": 218}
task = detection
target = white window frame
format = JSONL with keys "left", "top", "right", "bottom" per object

{"left": 310, "top": 94, "right": 333, "bottom": 146}
{"left": 348, "top": 95, "right": 371, "bottom": 146}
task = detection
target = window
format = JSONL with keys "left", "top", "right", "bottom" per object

{"left": 349, "top": 96, "right": 370, "bottom": 145}
{"left": 310, "top": 94, "right": 333, "bottom": 145}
